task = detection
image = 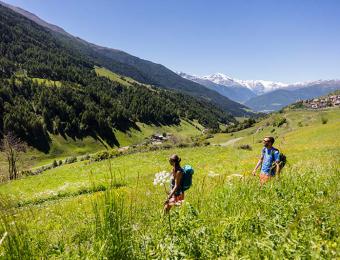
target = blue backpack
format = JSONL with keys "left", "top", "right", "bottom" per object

{"left": 262, "top": 147, "right": 287, "bottom": 174}
{"left": 182, "top": 165, "right": 194, "bottom": 191}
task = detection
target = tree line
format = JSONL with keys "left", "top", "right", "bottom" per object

{"left": 0, "top": 76, "right": 232, "bottom": 152}
{"left": 0, "top": 5, "right": 234, "bottom": 152}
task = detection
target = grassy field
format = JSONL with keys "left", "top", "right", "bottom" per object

{"left": 95, "top": 66, "right": 143, "bottom": 87}
{"left": 0, "top": 119, "right": 202, "bottom": 178}
{"left": 31, "top": 78, "right": 62, "bottom": 87}
{"left": 0, "top": 108, "right": 339, "bottom": 259}
{"left": 14, "top": 70, "right": 63, "bottom": 87}
{"left": 114, "top": 120, "right": 203, "bottom": 147}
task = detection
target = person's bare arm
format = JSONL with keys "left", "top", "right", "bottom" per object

{"left": 252, "top": 156, "right": 263, "bottom": 176}
{"left": 164, "top": 171, "right": 182, "bottom": 204}
{"left": 275, "top": 161, "right": 280, "bottom": 178}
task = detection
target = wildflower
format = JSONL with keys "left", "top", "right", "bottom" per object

{"left": 153, "top": 171, "right": 171, "bottom": 186}
{"left": 226, "top": 173, "right": 244, "bottom": 181}
{"left": 208, "top": 171, "right": 220, "bottom": 177}
{"left": 175, "top": 200, "right": 185, "bottom": 206}
{"left": 229, "top": 173, "right": 243, "bottom": 178}
{"left": 132, "top": 224, "right": 139, "bottom": 231}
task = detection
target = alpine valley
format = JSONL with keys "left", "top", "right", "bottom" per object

{"left": 178, "top": 72, "right": 340, "bottom": 112}
{"left": 0, "top": 1, "right": 339, "bottom": 259}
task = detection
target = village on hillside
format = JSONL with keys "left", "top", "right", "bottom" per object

{"left": 293, "top": 92, "right": 340, "bottom": 109}
{"left": 304, "top": 94, "right": 340, "bottom": 109}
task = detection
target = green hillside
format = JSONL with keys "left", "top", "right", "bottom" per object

{"left": 0, "top": 4, "right": 235, "bottom": 155}
{"left": 94, "top": 66, "right": 135, "bottom": 87}
{"left": 0, "top": 108, "right": 339, "bottom": 258}
{"left": 0, "top": 2, "right": 257, "bottom": 118}
{"left": 0, "top": 119, "right": 203, "bottom": 175}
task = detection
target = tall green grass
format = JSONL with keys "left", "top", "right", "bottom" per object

{"left": 1, "top": 159, "right": 337, "bottom": 259}
{"left": 0, "top": 108, "right": 339, "bottom": 258}
{"left": 92, "top": 191, "right": 134, "bottom": 259}
{"left": 0, "top": 200, "right": 35, "bottom": 259}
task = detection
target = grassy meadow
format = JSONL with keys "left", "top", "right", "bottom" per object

{"left": 0, "top": 119, "right": 202, "bottom": 178}
{"left": 94, "top": 66, "right": 156, "bottom": 89}
{"left": 0, "top": 108, "right": 339, "bottom": 259}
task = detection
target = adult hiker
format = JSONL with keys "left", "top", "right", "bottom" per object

{"left": 252, "top": 136, "right": 280, "bottom": 184}
{"left": 163, "top": 154, "right": 185, "bottom": 213}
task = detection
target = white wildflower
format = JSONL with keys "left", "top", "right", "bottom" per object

{"left": 228, "top": 173, "right": 244, "bottom": 179}
{"left": 226, "top": 173, "right": 244, "bottom": 182}
{"left": 208, "top": 171, "right": 220, "bottom": 177}
{"left": 132, "top": 224, "right": 139, "bottom": 231}
{"left": 153, "top": 171, "right": 171, "bottom": 186}
{"left": 175, "top": 200, "right": 185, "bottom": 206}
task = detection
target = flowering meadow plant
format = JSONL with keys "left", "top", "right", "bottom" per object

{"left": 153, "top": 171, "right": 171, "bottom": 186}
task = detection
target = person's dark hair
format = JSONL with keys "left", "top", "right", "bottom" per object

{"left": 265, "top": 136, "right": 275, "bottom": 144}
{"left": 169, "top": 154, "right": 181, "bottom": 168}
{"left": 170, "top": 154, "right": 181, "bottom": 163}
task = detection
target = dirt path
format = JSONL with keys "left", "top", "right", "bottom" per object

{"left": 219, "top": 137, "right": 243, "bottom": 146}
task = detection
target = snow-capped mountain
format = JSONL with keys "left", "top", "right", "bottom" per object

{"left": 202, "top": 73, "right": 289, "bottom": 95}
{"left": 201, "top": 73, "right": 244, "bottom": 88}
{"left": 179, "top": 72, "right": 340, "bottom": 96}
{"left": 178, "top": 72, "right": 256, "bottom": 103}
{"left": 178, "top": 72, "right": 340, "bottom": 111}
{"left": 178, "top": 71, "right": 291, "bottom": 101}
{"left": 235, "top": 79, "right": 288, "bottom": 95}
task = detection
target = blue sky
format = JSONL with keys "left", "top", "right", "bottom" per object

{"left": 3, "top": 0, "right": 340, "bottom": 82}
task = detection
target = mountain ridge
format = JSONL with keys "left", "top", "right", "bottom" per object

{"left": 0, "top": 3, "right": 239, "bottom": 152}
{"left": 178, "top": 72, "right": 256, "bottom": 103}
{"left": 180, "top": 71, "right": 340, "bottom": 95}
{"left": 179, "top": 71, "right": 340, "bottom": 111}
{"left": 0, "top": 0, "right": 254, "bottom": 117}
{"left": 0, "top": 0, "right": 71, "bottom": 36}
{"left": 244, "top": 83, "right": 340, "bottom": 112}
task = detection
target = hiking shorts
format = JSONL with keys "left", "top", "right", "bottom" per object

{"left": 260, "top": 172, "right": 274, "bottom": 184}
{"left": 168, "top": 193, "right": 184, "bottom": 206}
{"left": 260, "top": 171, "right": 275, "bottom": 177}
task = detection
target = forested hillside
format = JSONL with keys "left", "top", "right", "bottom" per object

{"left": 1, "top": 1, "right": 254, "bottom": 117}
{"left": 0, "top": 4, "right": 234, "bottom": 152}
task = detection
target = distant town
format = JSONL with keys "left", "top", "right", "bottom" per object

{"left": 293, "top": 92, "right": 340, "bottom": 109}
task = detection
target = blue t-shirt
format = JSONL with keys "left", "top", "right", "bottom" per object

{"left": 261, "top": 147, "right": 280, "bottom": 175}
